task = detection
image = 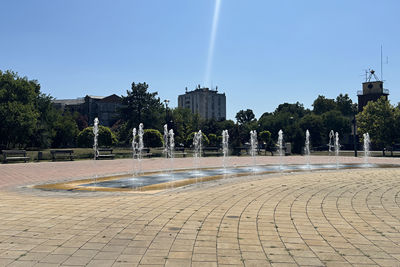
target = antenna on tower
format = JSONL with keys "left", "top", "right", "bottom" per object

{"left": 366, "top": 69, "right": 380, "bottom": 82}
{"left": 381, "top": 45, "right": 383, "bottom": 81}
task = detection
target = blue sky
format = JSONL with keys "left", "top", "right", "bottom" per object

{"left": 1, "top": 0, "right": 399, "bottom": 120}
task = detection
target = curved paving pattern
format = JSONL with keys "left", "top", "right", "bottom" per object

{"left": 0, "top": 159, "right": 400, "bottom": 266}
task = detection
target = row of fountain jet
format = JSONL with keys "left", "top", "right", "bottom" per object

{"left": 92, "top": 118, "right": 372, "bottom": 176}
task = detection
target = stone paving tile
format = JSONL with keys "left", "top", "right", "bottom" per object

{"left": 1, "top": 156, "right": 400, "bottom": 266}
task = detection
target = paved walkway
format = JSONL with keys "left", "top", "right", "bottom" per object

{"left": 0, "top": 156, "right": 400, "bottom": 266}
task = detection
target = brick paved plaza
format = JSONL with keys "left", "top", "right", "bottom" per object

{"left": 1, "top": 156, "right": 400, "bottom": 266}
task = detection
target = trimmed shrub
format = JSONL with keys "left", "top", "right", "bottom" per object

{"left": 77, "top": 126, "right": 117, "bottom": 148}
{"left": 185, "top": 132, "right": 210, "bottom": 147}
{"left": 143, "top": 129, "right": 163, "bottom": 147}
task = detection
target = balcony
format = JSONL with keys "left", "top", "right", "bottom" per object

{"left": 357, "top": 89, "right": 389, "bottom": 96}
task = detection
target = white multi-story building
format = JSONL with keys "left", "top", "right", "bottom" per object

{"left": 178, "top": 85, "right": 226, "bottom": 120}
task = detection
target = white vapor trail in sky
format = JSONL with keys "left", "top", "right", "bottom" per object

{"left": 204, "top": 0, "right": 222, "bottom": 88}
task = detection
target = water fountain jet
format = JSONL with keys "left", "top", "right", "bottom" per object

{"left": 222, "top": 130, "right": 229, "bottom": 172}
{"left": 250, "top": 130, "right": 258, "bottom": 172}
{"left": 137, "top": 123, "right": 144, "bottom": 174}
{"left": 305, "top": 129, "right": 311, "bottom": 169}
{"left": 278, "top": 130, "right": 284, "bottom": 170}
{"left": 363, "top": 132, "right": 370, "bottom": 165}
{"left": 92, "top": 118, "right": 99, "bottom": 185}
{"left": 193, "top": 130, "right": 203, "bottom": 183}
{"left": 334, "top": 132, "right": 340, "bottom": 169}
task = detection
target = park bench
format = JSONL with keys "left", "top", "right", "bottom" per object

{"left": 174, "top": 147, "right": 187, "bottom": 157}
{"left": 232, "top": 146, "right": 249, "bottom": 156}
{"left": 96, "top": 148, "right": 115, "bottom": 160}
{"left": 142, "top": 148, "right": 152, "bottom": 158}
{"left": 50, "top": 149, "right": 74, "bottom": 161}
{"left": 2, "top": 150, "right": 30, "bottom": 163}
{"left": 203, "top": 147, "right": 221, "bottom": 157}
{"left": 133, "top": 148, "right": 152, "bottom": 158}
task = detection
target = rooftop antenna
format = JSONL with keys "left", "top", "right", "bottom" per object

{"left": 381, "top": 45, "right": 383, "bottom": 81}
{"left": 367, "top": 69, "right": 380, "bottom": 82}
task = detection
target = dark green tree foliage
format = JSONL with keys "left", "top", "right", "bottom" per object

{"left": 30, "top": 93, "right": 60, "bottom": 148}
{"left": 169, "top": 107, "right": 200, "bottom": 146}
{"left": 258, "top": 103, "right": 308, "bottom": 143}
{"left": 259, "top": 130, "right": 274, "bottom": 154}
{"left": 356, "top": 97, "right": 396, "bottom": 149}
{"left": 321, "top": 110, "right": 351, "bottom": 137}
{"left": 299, "top": 114, "right": 324, "bottom": 147}
{"left": 119, "top": 82, "right": 164, "bottom": 143}
{"left": 235, "top": 109, "right": 255, "bottom": 124}
{"left": 312, "top": 95, "right": 336, "bottom": 115}
{"left": 336, "top": 94, "right": 357, "bottom": 116}
{"left": 0, "top": 70, "right": 40, "bottom": 148}
{"left": 208, "top": 133, "right": 218, "bottom": 147}
{"left": 77, "top": 126, "right": 117, "bottom": 148}
{"left": 143, "top": 129, "right": 163, "bottom": 147}
{"left": 52, "top": 112, "right": 79, "bottom": 148}
{"left": 275, "top": 102, "right": 309, "bottom": 117}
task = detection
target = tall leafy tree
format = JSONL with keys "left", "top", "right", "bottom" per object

{"left": 52, "top": 112, "right": 79, "bottom": 148}
{"left": 169, "top": 107, "right": 201, "bottom": 146}
{"left": 336, "top": 94, "right": 357, "bottom": 116}
{"left": 356, "top": 97, "right": 396, "bottom": 150}
{"left": 312, "top": 95, "right": 336, "bottom": 115}
{"left": 299, "top": 114, "right": 324, "bottom": 147}
{"left": 29, "top": 93, "right": 60, "bottom": 148}
{"left": 235, "top": 109, "right": 255, "bottom": 125}
{"left": 0, "top": 70, "right": 40, "bottom": 148}
{"left": 119, "top": 82, "right": 164, "bottom": 143}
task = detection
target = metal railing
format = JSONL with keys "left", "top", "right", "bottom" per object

{"left": 357, "top": 89, "right": 390, "bottom": 95}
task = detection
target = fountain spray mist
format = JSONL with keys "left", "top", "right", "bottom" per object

{"left": 138, "top": 123, "right": 144, "bottom": 174}
{"left": 305, "top": 130, "right": 311, "bottom": 168}
{"left": 363, "top": 133, "right": 370, "bottom": 164}
{"left": 222, "top": 130, "right": 229, "bottom": 170}
{"left": 250, "top": 130, "right": 258, "bottom": 171}
{"left": 92, "top": 118, "right": 99, "bottom": 185}
{"left": 278, "top": 130, "right": 284, "bottom": 170}
{"left": 169, "top": 129, "right": 175, "bottom": 170}
{"left": 204, "top": 0, "right": 222, "bottom": 86}
{"left": 334, "top": 132, "right": 340, "bottom": 169}
{"left": 132, "top": 128, "right": 137, "bottom": 175}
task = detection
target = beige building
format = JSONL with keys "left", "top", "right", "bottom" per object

{"left": 178, "top": 85, "right": 226, "bottom": 120}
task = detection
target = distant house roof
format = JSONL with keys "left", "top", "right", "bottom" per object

{"left": 86, "top": 95, "right": 105, "bottom": 100}
{"left": 52, "top": 98, "right": 85, "bottom": 105}
{"left": 100, "top": 94, "right": 122, "bottom": 103}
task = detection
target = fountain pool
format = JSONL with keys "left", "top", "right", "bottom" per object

{"left": 32, "top": 162, "right": 397, "bottom": 193}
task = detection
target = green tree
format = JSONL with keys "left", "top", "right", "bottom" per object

{"left": 30, "top": 93, "right": 60, "bottom": 148}
{"left": 0, "top": 70, "right": 40, "bottom": 148}
{"left": 143, "top": 129, "right": 163, "bottom": 147}
{"left": 259, "top": 130, "right": 274, "bottom": 155}
{"left": 119, "top": 82, "right": 164, "bottom": 143}
{"left": 170, "top": 107, "right": 202, "bottom": 146}
{"left": 321, "top": 110, "right": 351, "bottom": 137}
{"left": 274, "top": 102, "right": 309, "bottom": 117}
{"left": 299, "top": 114, "right": 324, "bottom": 147}
{"left": 52, "top": 112, "right": 79, "bottom": 148}
{"left": 312, "top": 95, "right": 336, "bottom": 115}
{"left": 235, "top": 109, "right": 255, "bottom": 125}
{"left": 356, "top": 97, "right": 396, "bottom": 150}
{"left": 336, "top": 94, "right": 357, "bottom": 116}
{"left": 208, "top": 133, "right": 218, "bottom": 147}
